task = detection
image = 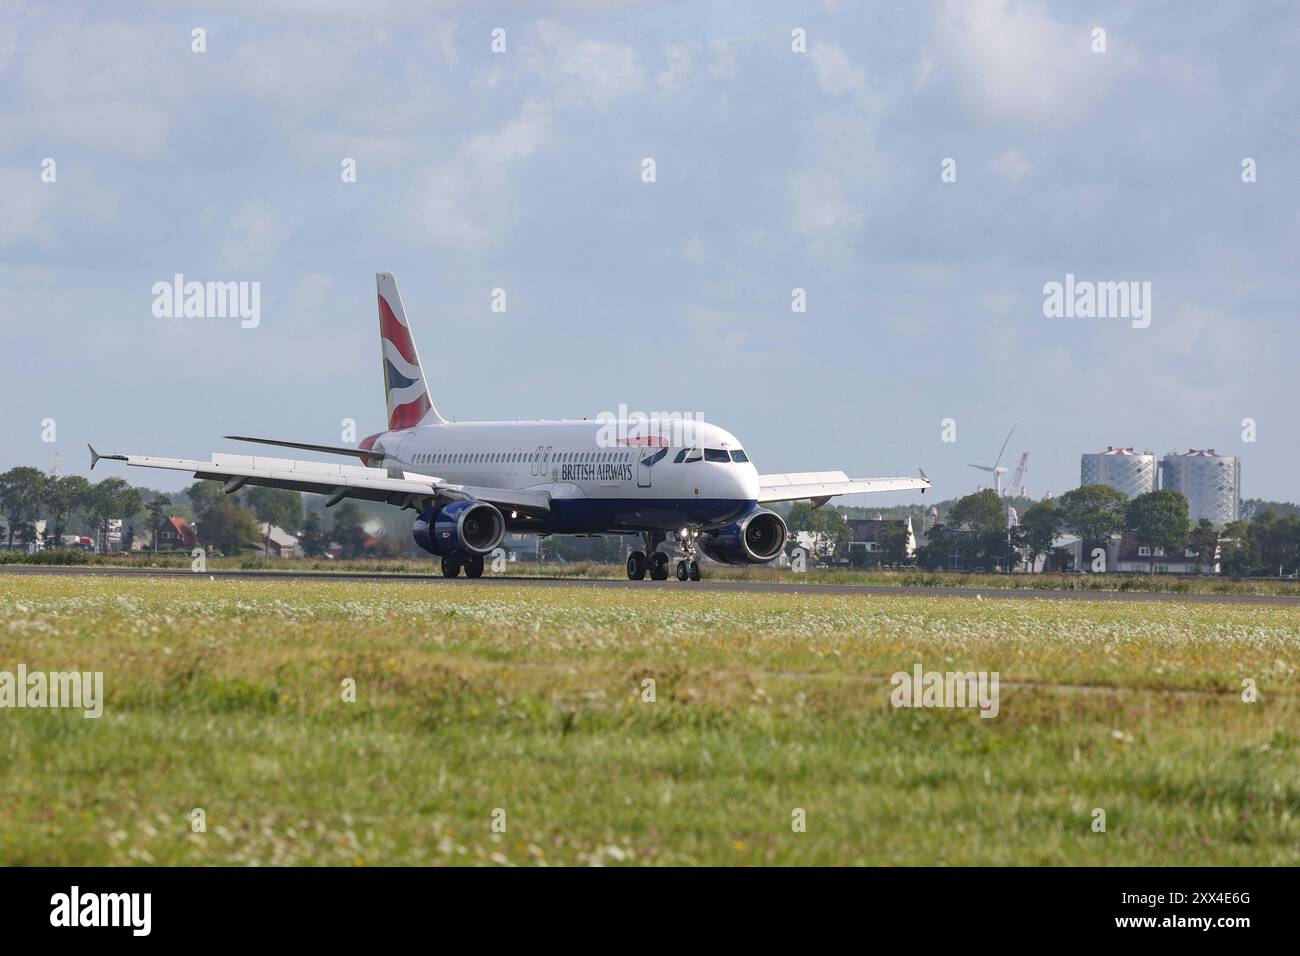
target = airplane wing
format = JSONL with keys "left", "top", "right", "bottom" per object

{"left": 757, "top": 470, "right": 930, "bottom": 506}
{"left": 88, "top": 446, "right": 551, "bottom": 515}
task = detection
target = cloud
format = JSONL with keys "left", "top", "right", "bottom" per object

{"left": 524, "top": 22, "right": 645, "bottom": 108}
{"left": 934, "top": 0, "right": 1112, "bottom": 124}
{"left": 0, "top": 167, "right": 55, "bottom": 249}
{"left": 683, "top": 304, "right": 750, "bottom": 354}
{"left": 406, "top": 100, "right": 550, "bottom": 251}
{"left": 988, "top": 147, "right": 1033, "bottom": 183}
{"left": 681, "top": 236, "right": 707, "bottom": 266}
{"left": 217, "top": 204, "right": 292, "bottom": 273}
{"left": 809, "top": 44, "right": 867, "bottom": 97}
{"left": 788, "top": 114, "right": 890, "bottom": 241}
{"left": 657, "top": 42, "right": 694, "bottom": 93}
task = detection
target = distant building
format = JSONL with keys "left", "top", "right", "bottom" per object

{"left": 1112, "top": 529, "right": 1219, "bottom": 575}
{"left": 254, "top": 523, "right": 301, "bottom": 559}
{"left": 1160, "top": 449, "right": 1240, "bottom": 525}
{"left": 155, "top": 516, "right": 198, "bottom": 550}
{"left": 1080, "top": 447, "right": 1156, "bottom": 498}
{"left": 845, "top": 517, "right": 915, "bottom": 564}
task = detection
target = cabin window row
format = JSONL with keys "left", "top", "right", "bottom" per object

{"left": 409, "top": 450, "right": 637, "bottom": 465}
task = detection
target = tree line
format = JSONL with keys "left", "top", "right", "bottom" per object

{"left": 785, "top": 485, "right": 1300, "bottom": 577}
{"left": 0, "top": 466, "right": 395, "bottom": 558}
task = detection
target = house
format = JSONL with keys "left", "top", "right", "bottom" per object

{"left": 845, "top": 517, "right": 915, "bottom": 565}
{"left": 253, "top": 523, "right": 302, "bottom": 559}
{"left": 0, "top": 518, "right": 46, "bottom": 552}
{"left": 1113, "top": 529, "right": 1218, "bottom": 575}
{"left": 153, "top": 516, "right": 198, "bottom": 551}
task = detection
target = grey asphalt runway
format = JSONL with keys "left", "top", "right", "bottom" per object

{"left": 3, "top": 563, "right": 1298, "bottom": 606}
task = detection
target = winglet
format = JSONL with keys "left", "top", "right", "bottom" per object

{"left": 88, "top": 444, "right": 127, "bottom": 470}
{"left": 919, "top": 467, "right": 930, "bottom": 483}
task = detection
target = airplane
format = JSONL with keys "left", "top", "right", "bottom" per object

{"left": 91, "top": 273, "right": 930, "bottom": 582}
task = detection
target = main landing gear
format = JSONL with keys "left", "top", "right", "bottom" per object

{"left": 626, "top": 530, "right": 701, "bottom": 582}
{"left": 440, "top": 553, "right": 485, "bottom": 578}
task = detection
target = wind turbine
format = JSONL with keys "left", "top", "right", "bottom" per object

{"left": 968, "top": 424, "right": 1017, "bottom": 497}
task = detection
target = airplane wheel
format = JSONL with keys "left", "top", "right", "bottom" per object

{"left": 688, "top": 560, "right": 700, "bottom": 581}
{"left": 440, "top": 555, "right": 461, "bottom": 578}
{"left": 676, "top": 560, "right": 688, "bottom": 581}
{"left": 463, "top": 553, "right": 484, "bottom": 578}
{"left": 650, "top": 553, "right": 669, "bottom": 581}
{"left": 627, "top": 551, "right": 647, "bottom": 581}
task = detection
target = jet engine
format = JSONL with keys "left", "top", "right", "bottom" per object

{"left": 698, "top": 507, "right": 788, "bottom": 565}
{"left": 413, "top": 500, "right": 505, "bottom": 557}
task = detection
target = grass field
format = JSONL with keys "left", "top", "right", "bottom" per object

{"left": 8, "top": 549, "right": 1300, "bottom": 597}
{"left": 1, "top": 575, "right": 1297, "bottom": 865}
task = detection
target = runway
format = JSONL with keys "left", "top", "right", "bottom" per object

{"left": 3, "top": 564, "right": 1298, "bottom": 606}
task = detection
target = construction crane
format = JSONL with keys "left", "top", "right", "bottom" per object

{"left": 1004, "top": 452, "right": 1028, "bottom": 498}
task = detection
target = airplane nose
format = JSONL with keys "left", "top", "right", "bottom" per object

{"left": 721, "top": 463, "right": 758, "bottom": 502}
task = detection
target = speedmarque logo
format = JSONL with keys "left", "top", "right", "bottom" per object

{"left": 50, "top": 886, "right": 151, "bottom": 936}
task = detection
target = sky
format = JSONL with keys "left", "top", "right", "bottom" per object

{"left": 2, "top": 0, "right": 1297, "bottom": 502}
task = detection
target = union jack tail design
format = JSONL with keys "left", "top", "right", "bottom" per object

{"left": 377, "top": 273, "right": 444, "bottom": 430}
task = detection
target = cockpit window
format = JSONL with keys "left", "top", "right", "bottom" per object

{"left": 673, "top": 449, "right": 688, "bottom": 463}
{"left": 730, "top": 449, "right": 749, "bottom": 463}
{"left": 684, "top": 447, "right": 702, "bottom": 463}
{"left": 704, "top": 448, "right": 729, "bottom": 462}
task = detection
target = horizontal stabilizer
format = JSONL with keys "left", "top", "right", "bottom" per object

{"left": 224, "top": 435, "right": 386, "bottom": 463}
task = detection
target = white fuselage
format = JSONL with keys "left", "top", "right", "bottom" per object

{"left": 368, "top": 419, "right": 761, "bottom": 534}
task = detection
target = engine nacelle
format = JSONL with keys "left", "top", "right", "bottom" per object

{"left": 699, "top": 507, "right": 788, "bottom": 565}
{"left": 413, "top": 500, "right": 505, "bottom": 557}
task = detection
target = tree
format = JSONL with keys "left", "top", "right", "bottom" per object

{"left": 1125, "top": 490, "right": 1190, "bottom": 574}
{"left": 330, "top": 501, "right": 367, "bottom": 558}
{"left": 1190, "top": 517, "right": 1218, "bottom": 574}
{"left": 44, "top": 474, "right": 91, "bottom": 545}
{"left": 195, "top": 497, "right": 261, "bottom": 554}
{"left": 784, "top": 503, "right": 848, "bottom": 564}
{"left": 1219, "top": 520, "right": 1251, "bottom": 577}
{"left": 184, "top": 481, "right": 224, "bottom": 521}
{"left": 246, "top": 486, "right": 304, "bottom": 556}
{"left": 1252, "top": 511, "right": 1300, "bottom": 576}
{"left": 1057, "top": 484, "right": 1128, "bottom": 567}
{"left": 947, "top": 490, "right": 1005, "bottom": 534}
{"left": 914, "top": 523, "right": 949, "bottom": 570}
{"left": 185, "top": 480, "right": 259, "bottom": 554}
{"left": 878, "top": 524, "right": 911, "bottom": 567}
{"left": 147, "top": 494, "right": 172, "bottom": 550}
{"left": 300, "top": 512, "right": 328, "bottom": 558}
{"left": 119, "top": 486, "right": 144, "bottom": 534}
{"left": 0, "top": 467, "right": 49, "bottom": 549}
{"left": 1012, "top": 500, "right": 1062, "bottom": 572}
{"left": 85, "top": 477, "right": 128, "bottom": 553}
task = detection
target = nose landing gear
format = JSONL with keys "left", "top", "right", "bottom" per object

{"left": 626, "top": 529, "right": 703, "bottom": 582}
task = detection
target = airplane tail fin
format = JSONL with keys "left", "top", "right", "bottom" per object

{"left": 376, "top": 272, "right": 445, "bottom": 429}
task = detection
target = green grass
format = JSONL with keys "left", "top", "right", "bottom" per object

{"left": 1, "top": 576, "right": 1297, "bottom": 865}
{"left": 8, "top": 549, "right": 1300, "bottom": 597}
